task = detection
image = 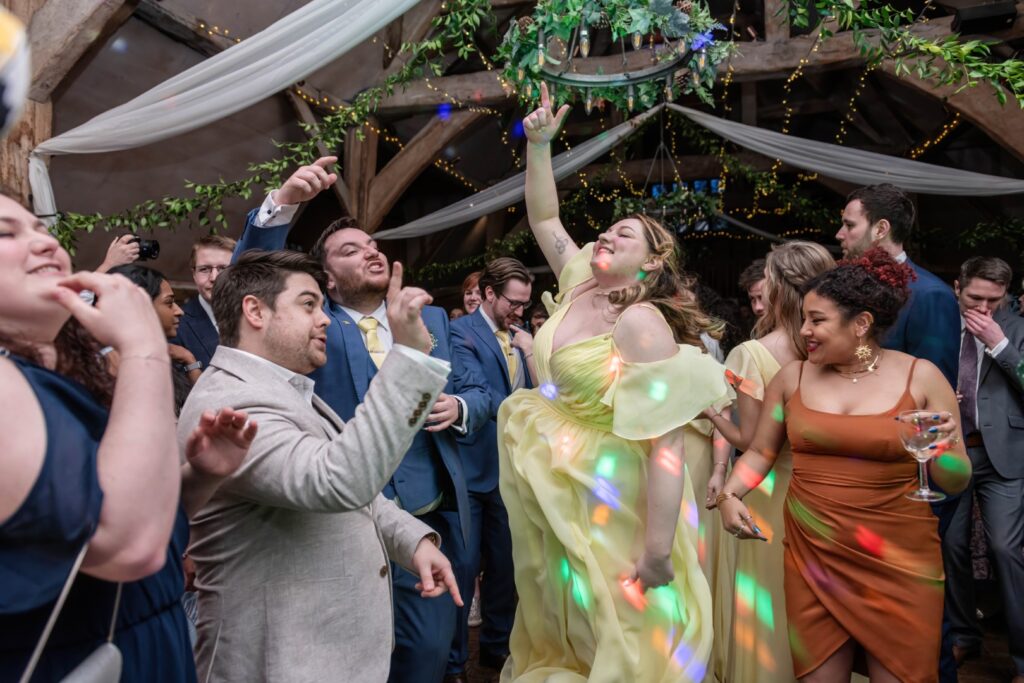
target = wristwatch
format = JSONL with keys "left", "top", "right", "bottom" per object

{"left": 183, "top": 360, "right": 203, "bottom": 372}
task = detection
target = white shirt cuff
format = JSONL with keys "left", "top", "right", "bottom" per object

{"left": 392, "top": 344, "right": 451, "bottom": 379}
{"left": 451, "top": 395, "right": 468, "bottom": 435}
{"left": 254, "top": 192, "right": 300, "bottom": 228}
{"left": 986, "top": 338, "right": 1009, "bottom": 357}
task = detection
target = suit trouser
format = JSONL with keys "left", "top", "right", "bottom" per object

{"left": 447, "top": 486, "right": 516, "bottom": 675}
{"left": 389, "top": 509, "right": 464, "bottom": 683}
{"left": 943, "top": 444, "right": 1024, "bottom": 675}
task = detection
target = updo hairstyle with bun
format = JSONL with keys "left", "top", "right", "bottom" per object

{"left": 802, "top": 247, "right": 916, "bottom": 338}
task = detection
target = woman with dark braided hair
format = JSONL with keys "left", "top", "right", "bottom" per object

{"left": 496, "top": 83, "right": 731, "bottom": 682}
{"left": 718, "top": 247, "right": 971, "bottom": 683}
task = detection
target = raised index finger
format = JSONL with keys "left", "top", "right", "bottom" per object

{"left": 540, "top": 81, "right": 550, "bottom": 110}
{"left": 388, "top": 261, "right": 404, "bottom": 303}
{"left": 313, "top": 156, "right": 338, "bottom": 169}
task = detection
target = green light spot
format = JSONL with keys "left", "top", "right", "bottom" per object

{"left": 772, "top": 403, "right": 785, "bottom": 422}
{"left": 571, "top": 571, "right": 591, "bottom": 611}
{"left": 596, "top": 454, "right": 617, "bottom": 479}
{"left": 735, "top": 570, "right": 755, "bottom": 610}
{"left": 651, "top": 585, "right": 681, "bottom": 620}
{"left": 787, "top": 498, "right": 834, "bottom": 540}
{"left": 649, "top": 380, "right": 668, "bottom": 402}
{"left": 635, "top": 269, "right": 648, "bottom": 281}
{"left": 560, "top": 557, "right": 571, "bottom": 584}
{"left": 935, "top": 451, "right": 970, "bottom": 476}
{"left": 755, "top": 585, "right": 775, "bottom": 632}
{"left": 758, "top": 469, "right": 776, "bottom": 497}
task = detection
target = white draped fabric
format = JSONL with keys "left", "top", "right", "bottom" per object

{"left": 376, "top": 102, "right": 1023, "bottom": 240}
{"left": 29, "top": 0, "right": 419, "bottom": 220}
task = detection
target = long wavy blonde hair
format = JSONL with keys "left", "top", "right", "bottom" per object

{"left": 606, "top": 213, "right": 725, "bottom": 347}
{"left": 753, "top": 240, "right": 835, "bottom": 357}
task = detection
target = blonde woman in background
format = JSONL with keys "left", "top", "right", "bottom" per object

{"left": 703, "top": 241, "right": 835, "bottom": 683}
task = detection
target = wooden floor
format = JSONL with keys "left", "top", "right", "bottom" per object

{"left": 464, "top": 611, "right": 1016, "bottom": 682}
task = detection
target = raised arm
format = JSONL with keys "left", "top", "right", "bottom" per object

{"left": 54, "top": 272, "right": 181, "bottom": 581}
{"left": 523, "top": 82, "right": 578, "bottom": 278}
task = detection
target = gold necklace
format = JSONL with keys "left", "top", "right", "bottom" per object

{"left": 834, "top": 351, "right": 882, "bottom": 383}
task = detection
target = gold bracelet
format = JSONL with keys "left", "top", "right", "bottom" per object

{"left": 716, "top": 492, "right": 740, "bottom": 507}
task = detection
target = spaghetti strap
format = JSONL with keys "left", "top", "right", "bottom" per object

{"left": 904, "top": 358, "right": 919, "bottom": 394}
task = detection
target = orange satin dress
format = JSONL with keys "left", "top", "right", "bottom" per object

{"left": 782, "top": 361, "right": 943, "bottom": 683}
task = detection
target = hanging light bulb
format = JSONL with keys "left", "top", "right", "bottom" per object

{"left": 664, "top": 75, "right": 674, "bottom": 101}
{"left": 537, "top": 30, "right": 545, "bottom": 67}
{"left": 526, "top": 81, "right": 533, "bottom": 97}
{"left": 549, "top": 82, "right": 556, "bottom": 101}
{"left": 585, "top": 88, "right": 594, "bottom": 114}
{"left": 677, "top": 38, "right": 688, "bottom": 56}
{"left": 697, "top": 49, "right": 707, "bottom": 70}
{"left": 627, "top": 84, "right": 635, "bottom": 111}
{"left": 517, "top": 67, "right": 525, "bottom": 81}
{"left": 632, "top": 32, "right": 643, "bottom": 50}
{"left": 691, "top": 70, "right": 700, "bottom": 88}
{"left": 579, "top": 23, "right": 591, "bottom": 58}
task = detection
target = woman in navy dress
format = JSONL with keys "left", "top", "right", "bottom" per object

{"left": 0, "top": 194, "right": 254, "bottom": 680}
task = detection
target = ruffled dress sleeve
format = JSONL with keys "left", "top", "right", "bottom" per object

{"left": 601, "top": 344, "right": 732, "bottom": 441}
{"left": 725, "top": 341, "right": 766, "bottom": 401}
{"left": 544, "top": 243, "right": 595, "bottom": 314}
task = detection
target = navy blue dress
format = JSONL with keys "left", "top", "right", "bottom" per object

{"left": 0, "top": 355, "right": 196, "bottom": 682}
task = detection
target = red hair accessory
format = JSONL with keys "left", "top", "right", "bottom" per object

{"left": 840, "top": 247, "right": 916, "bottom": 291}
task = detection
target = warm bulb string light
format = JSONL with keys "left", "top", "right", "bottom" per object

{"left": 908, "top": 112, "right": 961, "bottom": 159}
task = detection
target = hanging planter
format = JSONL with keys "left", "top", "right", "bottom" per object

{"left": 496, "top": 0, "right": 730, "bottom": 111}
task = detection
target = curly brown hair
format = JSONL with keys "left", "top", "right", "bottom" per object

{"left": 606, "top": 213, "right": 724, "bottom": 347}
{"left": 803, "top": 247, "right": 915, "bottom": 338}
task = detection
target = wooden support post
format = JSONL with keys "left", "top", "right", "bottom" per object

{"left": 344, "top": 118, "right": 380, "bottom": 228}
{"left": 763, "top": 0, "right": 790, "bottom": 42}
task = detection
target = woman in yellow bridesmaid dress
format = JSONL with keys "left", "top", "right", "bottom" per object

{"left": 497, "top": 83, "right": 730, "bottom": 683}
{"left": 703, "top": 242, "right": 834, "bottom": 683}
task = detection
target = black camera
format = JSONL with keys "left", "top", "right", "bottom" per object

{"left": 127, "top": 235, "right": 160, "bottom": 261}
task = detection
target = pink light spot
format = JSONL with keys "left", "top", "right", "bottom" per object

{"left": 854, "top": 524, "right": 885, "bottom": 558}
{"left": 620, "top": 577, "right": 648, "bottom": 611}
{"left": 656, "top": 448, "right": 682, "bottom": 477}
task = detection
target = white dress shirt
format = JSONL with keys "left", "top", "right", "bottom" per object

{"left": 198, "top": 295, "right": 219, "bottom": 332}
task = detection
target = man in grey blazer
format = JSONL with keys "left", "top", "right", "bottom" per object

{"left": 944, "top": 256, "right": 1024, "bottom": 683}
{"left": 178, "top": 250, "right": 463, "bottom": 683}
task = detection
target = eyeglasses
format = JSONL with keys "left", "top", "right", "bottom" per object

{"left": 500, "top": 293, "right": 532, "bottom": 310}
{"left": 194, "top": 265, "right": 230, "bottom": 276}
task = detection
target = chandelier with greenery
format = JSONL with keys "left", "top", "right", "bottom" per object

{"left": 497, "top": 0, "right": 729, "bottom": 111}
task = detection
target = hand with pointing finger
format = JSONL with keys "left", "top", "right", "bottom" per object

{"left": 272, "top": 156, "right": 339, "bottom": 206}
{"left": 386, "top": 262, "right": 434, "bottom": 354}
{"left": 522, "top": 82, "right": 570, "bottom": 146}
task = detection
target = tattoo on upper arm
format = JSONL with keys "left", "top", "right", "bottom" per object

{"left": 554, "top": 234, "right": 568, "bottom": 254}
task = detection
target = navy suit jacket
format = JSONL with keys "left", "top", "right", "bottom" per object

{"left": 234, "top": 210, "right": 488, "bottom": 545}
{"left": 883, "top": 258, "right": 961, "bottom": 388}
{"left": 172, "top": 297, "right": 219, "bottom": 368}
{"left": 450, "top": 309, "right": 533, "bottom": 493}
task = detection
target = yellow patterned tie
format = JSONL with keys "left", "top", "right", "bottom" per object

{"left": 357, "top": 316, "right": 387, "bottom": 369}
{"left": 495, "top": 330, "right": 518, "bottom": 383}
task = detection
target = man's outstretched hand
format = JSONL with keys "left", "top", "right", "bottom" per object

{"left": 271, "top": 156, "right": 338, "bottom": 206}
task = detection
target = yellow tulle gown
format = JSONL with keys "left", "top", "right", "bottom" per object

{"left": 498, "top": 244, "right": 730, "bottom": 683}
{"left": 714, "top": 340, "right": 796, "bottom": 683}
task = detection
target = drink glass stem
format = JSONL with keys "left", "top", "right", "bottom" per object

{"left": 916, "top": 454, "right": 930, "bottom": 494}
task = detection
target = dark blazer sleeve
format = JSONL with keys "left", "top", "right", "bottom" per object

{"left": 232, "top": 208, "right": 292, "bottom": 263}
{"left": 904, "top": 285, "right": 961, "bottom": 387}
{"left": 451, "top": 319, "right": 504, "bottom": 419}
{"left": 440, "top": 315, "right": 490, "bottom": 436}
{"left": 991, "top": 315, "right": 1024, "bottom": 396}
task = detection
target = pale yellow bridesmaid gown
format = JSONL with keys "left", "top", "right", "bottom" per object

{"left": 498, "top": 244, "right": 730, "bottom": 682}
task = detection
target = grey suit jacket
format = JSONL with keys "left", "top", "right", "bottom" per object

{"left": 177, "top": 346, "right": 449, "bottom": 683}
{"left": 975, "top": 309, "right": 1024, "bottom": 479}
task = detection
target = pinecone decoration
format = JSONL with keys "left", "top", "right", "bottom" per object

{"left": 517, "top": 16, "right": 534, "bottom": 31}
{"left": 677, "top": 0, "right": 693, "bottom": 13}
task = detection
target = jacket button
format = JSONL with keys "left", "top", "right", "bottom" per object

{"left": 418, "top": 399, "right": 429, "bottom": 409}
{"left": 421, "top": 393, "right": 431, "bottom": 401}
{"left": 408, "top": 418, "right": 417, "bottom": 426}
{"left": 379, "top": 565, "right": 388, "bottom": 577}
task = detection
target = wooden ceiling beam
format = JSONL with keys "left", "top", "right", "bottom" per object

{"left": 364, "top": 110, "right": 487, "bottom": 232}
{"left": 29, "top": 0, "right": 139, "bottom": 101}
{"left": 135, "top": 0, "right": 232, "bottom": 57}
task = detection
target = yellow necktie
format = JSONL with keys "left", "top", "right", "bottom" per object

{"left": 357, "top": 316, "right": 386, "bottom": 369}
{"left": 495, "top": 330, "right": 518, "bottom": 382}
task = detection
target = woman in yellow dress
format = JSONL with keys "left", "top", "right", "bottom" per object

{"left": 703, "top": 242, "right": 834, "bottom": 682}
{"left": 497, "top": 84, "right": 730, "bottom": 683}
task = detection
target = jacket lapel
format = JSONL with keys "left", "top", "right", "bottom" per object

{"left": 471, "top": 310, "right": 512, "bottom": 392}
{"left": 329, "top": 302, "right": 373, "bottom": 401}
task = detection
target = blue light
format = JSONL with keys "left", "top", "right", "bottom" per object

{"left": 511, "top": 120, "right": 525, "bottom": 140}
{"left": 437, "top": 103, "right": 452, "bottom": 120}
{"left": 540, "top": 383, "right": 559, "bottom": 400}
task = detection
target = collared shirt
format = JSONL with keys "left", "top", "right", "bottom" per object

{"left": 256, "top": 192, "right": 299, "bottom": 228}
{"left": 231, "top": 347, "right": 316, "bottom": 405}
{"left": 959, "top": 316, "right": 1010, "bottom": 426}
{"left": 480, "top": 307, "right": 525, "bottom": 389}
{"left": 198, "top": 295, "right": 219, "bottom": 332}
{"left": 341, "top": 301, "right": 394, "bottom": 353}
{"left": 895, "top": 250, "right": 908, "bottom": 264}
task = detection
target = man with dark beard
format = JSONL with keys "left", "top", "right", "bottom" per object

{"left": 234, "top": 157, "right": 490, "bottom": 683}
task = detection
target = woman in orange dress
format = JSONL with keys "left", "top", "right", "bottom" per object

{"left": 717, "top": 249, "right": 971, "bottom": 683}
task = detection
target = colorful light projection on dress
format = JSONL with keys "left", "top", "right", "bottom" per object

{"left": 649, "top": 380, "right": 669, "bottom": 402}
{"left": 540, "top": 382, "right": 559, "bottom": 400}
{"left": 786, "top": 497, "right": 835, "bottom": 541}
{"left": 724, "top": 369, "right": 760, "bottom": 397}
{"left": 732, "top": 569, "right": 779, "bottom": 672}
{"left": 560, "top": 557, "right": 592, "bottom": 611}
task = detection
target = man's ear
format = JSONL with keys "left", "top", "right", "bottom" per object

{"left": 873, "top": 218, "right": 891, "bottom": 243}
{"left": 241, "top": 294, "right": 266, "bottom": 332}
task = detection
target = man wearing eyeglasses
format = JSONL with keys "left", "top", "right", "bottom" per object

{"left": 447, "top": 257, "right": 534, "bottom": 683}
{"left": 173, "top": 234, "right": 236, "bottom": 368}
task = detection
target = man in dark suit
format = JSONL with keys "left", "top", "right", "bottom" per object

{"left": 944, "top": 257, "right": 1024, "bottom": 683}
{"left": 235, "top": 156, "right": 490, "bottom": 683}
{"left": 835, "top": 183, "right": 962, "bottom": 682}
{"left": 172, "top": 234, "right": 236, "bottom": 368}
{"left": 447, "top": 257, "right": 534, "bottom": 683}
